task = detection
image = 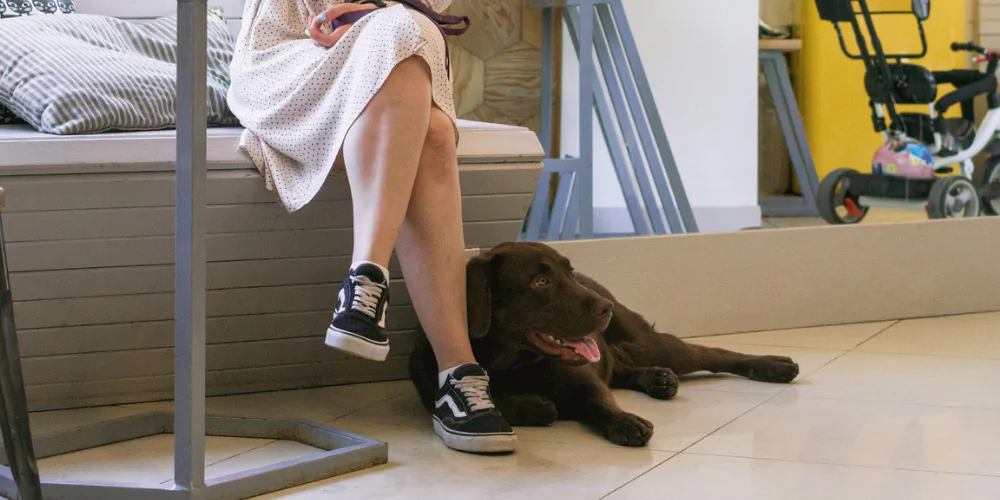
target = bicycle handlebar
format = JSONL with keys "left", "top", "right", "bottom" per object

{"left": 952, "top": 42, "right": 988, "bottom": 54}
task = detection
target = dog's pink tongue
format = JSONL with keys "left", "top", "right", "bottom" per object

{"left": 565, "top": 337, "right": 601, "bottom": 363}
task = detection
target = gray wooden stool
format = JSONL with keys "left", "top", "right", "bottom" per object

{"left": 0, "top": 187, "right": 43, "bottom": 500}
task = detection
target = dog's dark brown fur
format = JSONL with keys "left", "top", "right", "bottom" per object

{"left": 409, "top": 242, "right": 799, "bottom": 447}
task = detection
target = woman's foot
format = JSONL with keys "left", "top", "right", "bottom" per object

{"left": 325, "top": 262, "right": 391, "bottom": 361}
{"left": 433, "top": 364, "right": 517, "bottom": 453}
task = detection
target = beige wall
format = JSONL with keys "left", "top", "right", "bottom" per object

{"left": 551, "top": 218, "right": 1000, "bottom": 337}
{"left": 760, "top": 0, "right": 795, "bottom": 31}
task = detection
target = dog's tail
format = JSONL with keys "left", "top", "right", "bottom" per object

{"left": 407, "top": 337, "right": 439, "bottom": 413}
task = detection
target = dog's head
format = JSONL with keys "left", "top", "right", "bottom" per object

{"left": 466, "top": 242, "right": 614, "bottom": 367}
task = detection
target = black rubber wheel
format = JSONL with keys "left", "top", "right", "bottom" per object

{"left": 927, "top": 176, "right": 981, "bottom": 219}
{"left": 817, "top": 168, "right": 868, "bottom": 224}
{"left": 979, "top": 156, "right": 1000, "bottom": 216}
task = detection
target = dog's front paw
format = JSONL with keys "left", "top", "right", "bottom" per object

{"left": 497, "top": 394, "right": 558, "bottom": 426}
{"left": 745, "top": 355, "right": 799, "bottom": 383}
{"left": 638, "top": 367, "right": 679, "bottom": 400}
{"left": 604, "top": 412, "right": 654, "bottom": 447}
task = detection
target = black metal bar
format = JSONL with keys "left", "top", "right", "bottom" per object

{"left": 0, "top": 210, "right": 42, "bottom": 500}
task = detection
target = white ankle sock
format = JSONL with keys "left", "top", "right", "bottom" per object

{"left": 350, "top": 260, "right": 390, "bottom": 282}
{"left": 438, "top": 365, "right": 463, "bottom": 388}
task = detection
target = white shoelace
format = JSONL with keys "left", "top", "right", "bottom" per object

{"left": 351, "top": 275, "right": 386, "bottom": 318}
{"left": 450, "top": 375, "right": 495, "bottom": 412}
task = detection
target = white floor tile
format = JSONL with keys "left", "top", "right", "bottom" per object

{"left": 858, "top": 312, "right": 1000, "bottom": 359}
{"left": 790, "top": 352, "right": 1000, "bottom": 410}
{"left": 688, "top": 393, "right": 1000, "bottom": 476}
{"left": 606, "top": 453, "right": 1000, "bottom": 500}
{"left": 205, "top": 440, "right": 324, "bottom": 482}
{"left": 514, "top": 390, "right": 769, "bottom": 452}
{"left": 38, "top": 434, "right": 274, "bottom": 485}
{"left": 692, "top": 321, "right": 894, "bottom": 350}
{"left": 252, "top": 422, "right": 672, "bottom": 500}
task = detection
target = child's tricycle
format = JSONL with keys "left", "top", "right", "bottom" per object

{"left": 815, "top": 0, "right": 1000, "bottom": 223}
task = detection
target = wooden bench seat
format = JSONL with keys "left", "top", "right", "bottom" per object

{"left": 0, "top": 120, "right": 544, "bottom": 411}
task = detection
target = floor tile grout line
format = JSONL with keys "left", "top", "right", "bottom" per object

{"left": 158, "top": 438, "right": 280, "bottom": 485}
{"left": 690, "top": 341, "right": 853, "bottom": 352}
{"left": 841, "top": 349, "right": 1000, "bottom": 362}
{"left": 668, "top": 339, "right": 860, "bottom": 457}
{"left": 325, "top": 391, "right": 410, "bottom": 425}
{"left": 597, "top": 452, "right": 681, "bottom": 500}
{"left": 848, "top": 320, "right": 901, "bottom": 351}
{"left": 680, "top": 450, "right": 1000, "bottom": 479}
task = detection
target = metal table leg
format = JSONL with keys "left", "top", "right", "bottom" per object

{"left": 0, "top": 3, "right": 388, "bottom": 498}
{"left": 759, "top": 49, "right": 821, "bottom": 217}
{"left": 0, "top": 187, "right": 43, "bottom": 500}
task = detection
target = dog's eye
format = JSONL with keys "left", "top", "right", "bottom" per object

{"left": 534, "top": 276, "right": 550, "bottom": 287}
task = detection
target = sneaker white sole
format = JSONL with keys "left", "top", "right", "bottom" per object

{"left": 324, "top": 326, "right": 390, "bottom": 362}
{"left": 433, "top": 418, "right": 517, "bottom": 453}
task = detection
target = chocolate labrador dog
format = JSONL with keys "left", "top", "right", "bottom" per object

{"left": 409, "top": 242, "right": 799, "bottom": 447}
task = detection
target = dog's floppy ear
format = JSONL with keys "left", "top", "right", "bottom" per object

{"left": 466, "top": 253, "right": 494, "bottom": 339}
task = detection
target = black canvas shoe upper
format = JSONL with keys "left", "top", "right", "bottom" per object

{"left": 433, "top": 364, "right": 514, "bottom": 436}
{"left": 329, "top": 263, "right": 389, "bottom": 345}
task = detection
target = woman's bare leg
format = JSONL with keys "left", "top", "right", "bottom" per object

{"left": 398, "top": 108, "right": 516, "bottom": 454}
{"left": 325, "top": 57, "right": 432, "bottom": 361}
{"left": 341, "top": 57, "right": 432, "bottom": 266}
{"left": 395, "top": 109, "right": 475, "bottom": 371}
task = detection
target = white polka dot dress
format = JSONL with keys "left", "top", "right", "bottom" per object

{"left": 228, "top": 0, "right": 457, "bottom": 212}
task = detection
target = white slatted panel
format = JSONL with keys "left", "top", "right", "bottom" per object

{"left": 0, "top": 0, "right": 547, "bottom": 411}
{"left": 0, "top": 122, "right": 543, "bottom": 411}
{"left": 74, "top": 0, "right": 247, "bottom": 19}
{"left": 981, "top": 0, "right": 1000, "bottom": 48}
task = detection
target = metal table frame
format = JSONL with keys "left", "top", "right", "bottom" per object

{"left": 523, "top": 0, "right": 698, "bottom": 241}
{"left": 758, "top": 48, "right": 821, "bottom": 217}
{"left": 0, "top": 2, "right": 387, "bottom": 498}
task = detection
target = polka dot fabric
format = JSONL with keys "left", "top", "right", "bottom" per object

{"left": 227, "top": 0, "right": 457, "bottom": 212}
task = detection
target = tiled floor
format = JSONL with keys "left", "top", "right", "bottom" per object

{"left": 28, "top": 311, "right": 1000, "bottom": 499}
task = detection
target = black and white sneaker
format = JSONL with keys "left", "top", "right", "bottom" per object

{"left": 433, "top": 364, "right": 516, "bottom": 453}
{"left": 325, "top": 263, "right": 391, "bottom": 361}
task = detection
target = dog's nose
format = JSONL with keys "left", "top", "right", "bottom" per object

{"left": 595, "top": 299, "right": 614, "bottom": 318}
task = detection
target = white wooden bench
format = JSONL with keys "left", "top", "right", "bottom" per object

{"left": 0, "top": 0, "right": 545, "bottom": 411}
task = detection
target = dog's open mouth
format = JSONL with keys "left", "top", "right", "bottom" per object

{"left": 527, "top": 332, "right": 602, "bottom": 363}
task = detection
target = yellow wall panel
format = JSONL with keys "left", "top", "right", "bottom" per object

{"left": 798, "top": 0, "right": 967, "bottom": 180}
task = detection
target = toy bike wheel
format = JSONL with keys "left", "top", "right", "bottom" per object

{"left": 927, "top": 176, "right": 981, "bottom": 219}
{"left": 817, "top": 168, "right": 868, "bottom": 224}
{"left": 980, "top": 156, "right": 1000, "bottom": 216}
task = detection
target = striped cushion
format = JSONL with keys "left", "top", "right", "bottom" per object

{"left": 0, "top": 0, "right": 77, "bottom": 123}
{"left": 0, "top": 8, "right": 237, "bottom": 134}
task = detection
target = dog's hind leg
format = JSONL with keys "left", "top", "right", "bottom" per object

{"left": 646, "top": 336, "right": 799, "bottom": 384}
{"left": 606, "top": 302, "right": 800, "bottom": 384}
{"left": 611, "top": 366, "right": 679, "bottom": 400}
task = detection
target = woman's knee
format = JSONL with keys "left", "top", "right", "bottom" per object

{"left": 376, "top": 57, "right": 432, "bottom": 108}
{"left": 420, "top": 109, "right": 458, "bottom": 171}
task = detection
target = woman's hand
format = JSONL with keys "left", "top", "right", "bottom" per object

{"left": 307, "top": 3, "right": 379, "bottom": 47}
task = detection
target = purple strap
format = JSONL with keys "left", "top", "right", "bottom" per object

{"left": 327, "top": 0, "right": 470, "bottom": 76}
{"left": 328, "top": 9, "right": 374, "bottom": 31}
{"left": 331, "top": 0, "right": 470, "bottom": 36}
